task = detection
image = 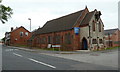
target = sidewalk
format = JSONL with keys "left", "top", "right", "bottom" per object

{"left": 8, "top": 46, "right": 118, "bottom": 68}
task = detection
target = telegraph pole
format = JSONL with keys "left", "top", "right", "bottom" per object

{"left": 28, "top": 18, "right": 31, "bottom": 31}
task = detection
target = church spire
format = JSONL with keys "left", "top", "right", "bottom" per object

{"left": 84, "top": 5, "right": 89, "bottom": 12}
{"left": 85, "top": 5, "right": 87, "bottom": 9}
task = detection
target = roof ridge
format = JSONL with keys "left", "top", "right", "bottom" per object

{"left": 11, "top": 26, "right": 30, "bottom": 33}
{"left": 42, "top": 9, "right": 84, "bottom": 28}
{"left": 104, "top": 28, "right": 119, "bottom": 31}
{"left": 47, "top": 10, "right": 84, "bottom": 23}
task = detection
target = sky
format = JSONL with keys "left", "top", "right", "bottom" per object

{"left": 0, "top": 0, "right": 119, "bottom": 39}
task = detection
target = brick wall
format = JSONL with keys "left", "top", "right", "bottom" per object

{"left": 32, "top": 29, "right": 80, "bottom": 51}
{"left": 10, "top": 27, "right": 31, "bottom": 46}
{"left": 105, "top": 30, "right": 120, "bottom": 47}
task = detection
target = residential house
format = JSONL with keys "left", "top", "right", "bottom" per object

{"left": 104, "top": 28, "right": 120, "bottom": 47}
{"left": 30, "top": 6, "right": 105, "bottom": 51}
{"left": 5, "top": 32, "right": 11, "bottom": 45}
{"left": 5, "top": 26, "right": 31, "bottom": 46}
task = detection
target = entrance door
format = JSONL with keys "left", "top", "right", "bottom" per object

{"left": 82, "top": 38, "right": 88, "bottom": 50}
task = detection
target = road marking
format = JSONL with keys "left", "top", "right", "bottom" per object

{"left": 13, "top": 53, "right": 23, "bottom": 57}
{"left": 28, "top": 58, "right": 56, "bottom": 69}
{"left": 5, "top": 49, "right": 18, "bottom": 52}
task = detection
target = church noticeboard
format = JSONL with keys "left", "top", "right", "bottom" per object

{"left": 74, "top": 27, "right": 80, "bottom": 35}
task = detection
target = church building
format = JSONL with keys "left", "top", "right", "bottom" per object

{"left": 30, "top": 6, "right": 105, "bottom": 51}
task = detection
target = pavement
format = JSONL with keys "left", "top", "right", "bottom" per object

{"left": 2, "top": 44, "right": 118, "bottom": 70}
{"left": 6, "top": 45, "right": 119, "bottom": 68}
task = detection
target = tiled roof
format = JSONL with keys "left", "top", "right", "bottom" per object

{"left": 104, "top": 28, "right": 119, "bottom": 35}
{"left": 11, "top": 26, "right": 30, "bottom": 33}
{"left": 34, "top": 8, "right": 95, "bottom": 34}
{"left": 38, "top": 10, "right": 84, "bottom": 34}
{"left": 80, "top": 11, "right": 95, "bottom": 26}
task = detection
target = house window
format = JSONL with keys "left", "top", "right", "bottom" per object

{"left": 65, "top": 33, "right": 71, "bottom": 44}
{"left": 20, "top": 32, "right": 23, "bottom": 36}
{"left": 92, "top": 39, "right": 97, "bottom": 44}
{"left": 92, "top": 20, "right": 95, "bottom": 31}
{"left": 36, "top": 37, "right": 40, "bottom": 44}
{"left": 39, "top": 38, "right": 41, "bottom": 44}
{"left": 25, "top": 32, "right": 28, "bottom": 36}
{"left": 48, "top": 36, "right": 52, "bottom": 44}
{"left": 54, "top": 35, "right": 60, "bottom": 44}
{"left": 99, "top": 22, "right": 101, "bottom": 32}
{"left": 99, "top": 39, "right": 103, "bottom": 44}
{"left": 41, "top": 37, "right": 46, "bottom": 44}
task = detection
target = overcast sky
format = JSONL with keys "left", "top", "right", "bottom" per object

{"left": 0, "top": 0, "right": 119, "bottom": 39}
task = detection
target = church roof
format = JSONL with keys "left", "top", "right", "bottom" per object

{"left": 34, "top": 7, "right": 95, "bottom": 34}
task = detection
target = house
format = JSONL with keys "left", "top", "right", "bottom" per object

{"left": 5, "top": 26, "right": 31, "bottom": 46}
{"left": 104, "top": 28, "right": 120, "bottom": 47}
{"left": 30, "top": 6, "right": 105, "bottom": 51}
{"left": 5, "top": 32, "right": 11, "bottom": 45}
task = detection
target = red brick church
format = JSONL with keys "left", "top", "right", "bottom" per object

{"left": 29, "top": 6, "right": 105, "bottom": 51}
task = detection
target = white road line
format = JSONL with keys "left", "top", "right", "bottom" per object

{"left": 13, "top": 53, "right": 23, "bottom": 57}
{"left": 28, "top": 58, "right": 56, "bottom": 69}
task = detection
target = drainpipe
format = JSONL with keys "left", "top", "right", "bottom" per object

{"left": 88, "top": 25, "right": 91, "bottom": 50}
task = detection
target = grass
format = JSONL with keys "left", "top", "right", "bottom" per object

{"left": 105, "top": 46, "right": 120, "bottom": 50}
{"left": 32, "top": 47, "right": 60, "bottom": 51}
{"left": 12, "top": 44, "right": 61, "bottom": 51}
{"left": 43, "top": 48, "right": 60, "bottom": 51}
{"left": 92, "top": 46, "right": 120, "bottom": 52}
{"left": 13, "top": 44, "right": 28, "bottom": 48}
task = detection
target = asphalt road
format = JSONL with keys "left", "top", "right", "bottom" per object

{"left": 2, "top": 44, "right": 118, "bottom": 70}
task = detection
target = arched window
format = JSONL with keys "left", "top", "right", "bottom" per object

{"left": 41, "top": 37, "right": 46, "bottom": 44}
{"left": 36, "top": 37, "right": 40, "bottom": 44}
{"left": 54, "top": 35, "right": 60, "bottom": 44}
{"left": 65, "top": 33, "right": 71, "bottom": 44}
{"left": 99, "top": 39, "right": 103, "bottom": 44}
{"left": 48, "top": 36, "right": 52, "bottom": 44}
{"left": 92, "top": 20, "right": 95, "bottom": 31}
{"left": 99, "top": 22, "right": 101, "bottom": 32}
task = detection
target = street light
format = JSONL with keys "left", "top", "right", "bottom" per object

{"left": 28, "top": 18, "right": 31, "bottom": 31}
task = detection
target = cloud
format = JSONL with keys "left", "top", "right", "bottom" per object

{"left": 0, "top": 0, "right": 119, "bottom": 39}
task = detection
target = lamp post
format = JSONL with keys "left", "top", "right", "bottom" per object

{"left": 28, "top": 18, "right": 31, "bottom": 31}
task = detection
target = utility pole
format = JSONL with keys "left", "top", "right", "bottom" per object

{"left": 28, "top": 18, "right": 31, "bottom": 32}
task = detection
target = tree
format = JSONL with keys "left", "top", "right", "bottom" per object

{"left": 0, "top": 1, "right": 13, "bottom": 24}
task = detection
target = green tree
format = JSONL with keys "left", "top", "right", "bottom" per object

{"left": 0, "top": 1, "right": 13, "bottom": 24}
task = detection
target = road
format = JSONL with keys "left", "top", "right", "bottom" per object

{"left": 2, "top": 44, "right": 118, "bottom": 70}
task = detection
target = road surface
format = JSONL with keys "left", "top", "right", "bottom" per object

{"left": 2, "top": 44, "right": 118, "bottom": 70}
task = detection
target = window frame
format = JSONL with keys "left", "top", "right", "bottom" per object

{"left": 92, "top": 39, "right": 97, "bottom": 44}
{"left": 65, "top": 33, "right": 71, "bottom": 44}
{"left": 25, "top": 32, "right": 29, "bottom": 36}
{"left": 20, "top": 32, "right": 24, "bottom": 37}
{"left": 92, "top": 20, "right": 95, "bottom": 31}
{"left": 99, "top": 22, "right": 102, "bottom": 32}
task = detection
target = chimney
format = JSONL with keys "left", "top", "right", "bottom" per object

{"left": 11, "top": 27, "right": 13, "bottom": 31}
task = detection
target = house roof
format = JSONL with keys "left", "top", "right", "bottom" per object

{"left": 29, "top": 28, "right": 41, "bottom": 40}
{"left": 104, "top": 28, "right": 119, "bottom": 35}
{"left": 80, "top": 11, "right": 95, "bottom": 26}
{"left": 11, "top": 26, "right": 30, "bottom": 33}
